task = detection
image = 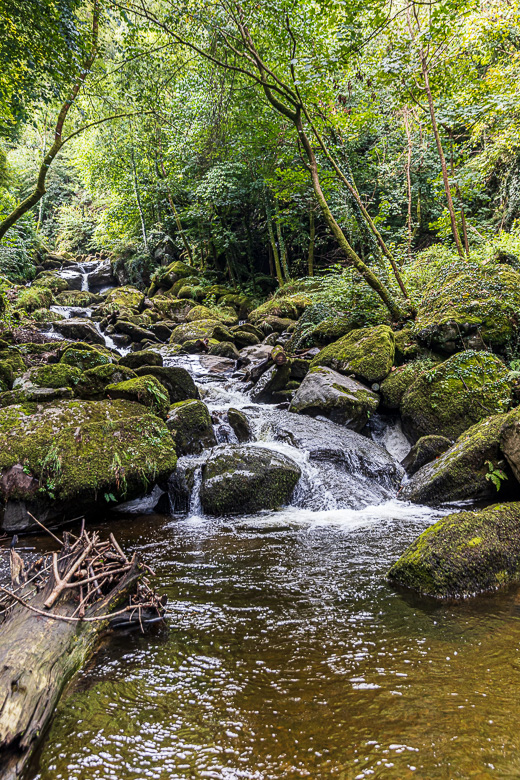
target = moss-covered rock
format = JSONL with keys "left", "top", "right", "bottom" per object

{"left": 401, "top": 435, "right": 452, "bottom": 476}
{"left": 60, "top": 345, "right": 111, "bottom": 371}
{"left": 387, "top": 503, "right": 520, "bottom": 597}
{"left": 248, "top": 297, "right": 301, "bottom": 324}
{"left": 16, "top": 364, "right": 82, "bottom": 390}
{"left": 53, "top": 318, "right": 105, "bottom": 345}
{"left": 289, "top": 366, "right": 379, "bottom": 431}
{"left": 75, "top": 363, "right": 137, "bottom": 399}
{"left": 401, "top": 351, "right": 512, "bottom": 441}
{"left": 169, "top": 319, "right": 225, "bottom": 345}
{"left": 166, "top": 399, "right": 216, "bottom": 455}
{"left": 232, "top": 329, "right": 260, "bottom": 348}
{"left": 186, "top": 305, "right": 238, "bottom": 326}
{"left": 500, "top": 407, "right": 520, "bottom": 483}
{"left": 0, "top": 386, "right": 74, "bottom": 407}
{"left": 0, "top": 399, "right": 177, "bottom": 531}
{"left": 310, "top": 325, "right": 395, "bottom": 383}
{"left": 227, "top": 408, "right": 252, "bottom": 442}
{"left": 199, "top": 445, "right": 301, "bottom": 515}
{"left": 181, "top": 338, "right": 219, "bottom": 354}
{"left": 119, "top": 350, "right": 163, "bottom": 370}
{"left": 134, "top": 365, "right": 199, "bottom": 403}
{"left": 380, "top": 359, "right": 436, "bottom": 410}
{"left": 150, "top": 260, "right": 194, "bottom": 294}
{"left": 105, "top": 375, "right": 170, "bottom": 418}
{"left": 209, "top": 341, "right": 240, "bottom": 360}
{"left": 30, "top": 308, "right": 65, "bottom": 324}
{"left": 260, "top": 315, "right": 297, "bottom": 333}
{"left": 400, "top": 412, "right": 513, "bottom": 505}
{"left": 113, "top": 319, "right": 156, "bottom": 343}
{"left": 415, "top": 262, "right": 520, "bottom": 352}
{"left": 0, "top": 347, "right": 25, "bottom": 378}
{"left": 33, "top": 274, "right": 69, "bottom": 294}
{"left": 14, "top": 286, "right": 54, "bottom": 313}
{"left": 105, "top": 286, "right": 145, "bottom": 312}
{"left": 149, "top": 295, "right": 195, "bottom": 322}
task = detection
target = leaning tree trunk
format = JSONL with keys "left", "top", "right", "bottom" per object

{"left": 0, "top": 528, "right": 162, "bottom": 779}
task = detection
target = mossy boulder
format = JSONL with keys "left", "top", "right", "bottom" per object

{"left": 53, "top": 318, "right": 105, "bottom": 345}
{"left": 248, "top": 297, "right": 300, "bottom": 324}
{"left": 310, "top": 315, "right": 353, "bottom": 346}
{"left": 232, "top": 329, "right": 260, "bottom": 348}
{"left": 15, "top": 364, "right": 82, "bottom": 390}
{"left": 60, "top": 345, "right": 111, "bottom": 371}
{"left": 310, "top": 325, "right": 395, "bottom": 383}
{"left": 500, "top": 407, "right": 520, "bottom": 483}
{"left": 387, "top": 503, "right": 520, "bottom": 598}
{"left": 401, "top": 351, "right": 512, "bottom": 442}
{"left": 113, "top": 320, "right": 156, "bottom": 343}
{"left": 380, "top": 359, "right": 436, "bottom": 410}
{"left": 166, "top": 399, "right": 216, "bottom": 455}
{"left": 150, "top": 295, "right": 195, "bottom": 322}
{"left": 0, "top": 347, "right": 25, "bottom": 378}
{"left": 400, "top": 412, "right": 513, "bottom": 505}
{"left": 105, "top": 375, "right": 170, "bottom": 418}
{"left": 134, "top": 365, "right": 199, "bottom": 403}
{"left": 150, "top": 260, "right": 194, "bottom": 293}
{"left": 209, "top": 341, "right": 240, "bottom": 360}
{"left": 181, "top": 338, "right": 219, "bottom": 354}
{"left": 169, "top": 319, "right": 225, "bottom": 345}
{"left": 30, "top": 308, "right": 65, "bottom": 324}
{"left": 186, "top": 305, "right": 238, "bottom": 326}
{"left": 401, "top": 435, "right": 452, "bottom": 476}
{"left": 105, "top": 286, "right": 145, "bottom": 312}
{"left": 250, "top": 363, "right": 292, "bottom": 401}
{"left": 0, "top": 399, "right": 177, "bottom": 531}
{"left": 227, "top": 408, "right": 252, "bottom": 442}
{"left": 119, "top": 350, "right": 163, "bottom": 370}
{"left": 261, "top": 315, "right": 296, "bottom": 334}
{"left": 33, "top": 274, "right": 69, "bottom": 294}
{"left": 289, "top": 366, "right": 379, "bottom": 431}
{"left": 415, "top": 262, "right": 520, "bottom": 352}
{"left": 75, "top": 364, "right": 137, "bottom": 399}
{"left": 14, "top": 286, "right": 54, "bottom": 313}
{"left": 199, "top": 445, "right": 301, "bottom": 515}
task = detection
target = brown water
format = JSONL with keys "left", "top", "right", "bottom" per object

{"left": 28, "top": 507, "right": 520, "bottom": 780}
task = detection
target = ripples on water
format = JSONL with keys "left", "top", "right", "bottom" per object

{"left": 29, "top": 505, "right": 520, "bottom": 780}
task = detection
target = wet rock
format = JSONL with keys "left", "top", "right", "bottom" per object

{"left": 401, "top": 351, "right": 512, "bottom": 442}
{"left": 54, "top": 318, "right": 105, "bottom": 345}
{"left": 150, "top": 322, "right": 173, "bottom": 341}
{"left": 251, "top": 363, "right": 291, "bottom": 401}
{"left": 401, "top": 435, "right": 452, "bottom": 476}
{"left": 289, "top": 366, "right": 379, "bottom": 431}
{"left": 0, "top": 399, "right": 177, "bottom": 531}
{"left": 199, "top": 445, "right": 301, "bottom": 515}
{"left": 134, "top": 365, "right": 200, "bottom": 403}
{"left": 113, "top": 320, "right": 156, "bottom": 343}
{"left": 86, "top": 259, "right": 115, "bottom": 290}
{"left": 105, "top": 375, "right": 170, "bottom": 418}
{"left": 233, "top": 329, "right": 260, "bottom": 348}
{"left": 400, "top": 412, "right": 513, "bottom": 505}
{"left": 166, "top": 399, "right": 216, "bottom": 455}
{"left": 387, "top": 503, "right": 520, "bottom": 597}
{"left": 209, "top": 341, "right": 240, "bottom": 360}
{"left": 227, "top": 408, "right": 252, "bottom": 442}
{"left": 310, "top": 325, "right": 395, "bottom": 383}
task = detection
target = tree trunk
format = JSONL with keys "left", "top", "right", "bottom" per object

{"left": 131, "top": 148, "right": 148, "bottom": 252}
{"left": 275, "top": 211, "right": 290, "bottom": 280}
{"left": 421, "top": 52, "right": 465, "bottom": 258}
{"left": 265, "top": 196, "right": 284, "bottom": 285}
{"left": 307, "top": 203, "right": 315, "bottom": 276}
{"left": 0, "top": 1, "right": 100, "bottom": 243}
{"left": 403, "top": 110, "right": 414, "bottom": 262}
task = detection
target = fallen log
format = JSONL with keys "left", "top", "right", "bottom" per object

{"left": 0, "top": 524, "right": 165, "bottom": 780}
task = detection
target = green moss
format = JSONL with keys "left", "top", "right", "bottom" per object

{"left": 105, "top": 375, "right": 170, "bottom": 418}
{"left": 14, "top": 286, "right": 54, "bottom": 313}
{"left": 56, "top": 290, "right": 100, "bottom": 307}
{"left": 209, "top": 341, "right": 240, "bottom": 359}
{"left": 186, "top": 304, "right": 237, "bottom": 325}
{"left": 388, "top": 503, "right": 520, "bottom": 597}
{"left": 26, "top": 364, "right": 82, "bottom": 389}
{"left": 401, "top": 350, "right": 512, "bottom": 441}
{"left": 33, "top": 274, "right": 69, "bottom": 294}
{"left": 169, "top": 319, "right": 225, "bottom": 345}
{"left": 30, "top": 308, "right": 65, "bottom": 323}
{"left": 0, "top": 399, "right": 177, "bottom": 504}
{"left": 415, "top": 262, "right": 520, "bottom": 349}
{"left": 60, "top": 346, "right": 111, "bottom": 371}
{"left": 134, "top": 365, "right": 199, "bottom": 402}
{"left": 310, "top": 325, "right": 395, "bottom": 383}
{"left": 105, "top": 286, "right": 145, "bottom": 312}
{"left": 166, "top": 399, "right": 216, "bottom": 455}
{"left": 248, "top": 297, "right": 300, "bottom": 324}
{"left": 75, "top": 363, "right": 137, "bottom": 399}
{"left": 380, "top": 359, "right": 435, "bottom": 409}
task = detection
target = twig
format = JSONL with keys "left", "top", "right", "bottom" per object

{"left": 27, "top": 512, "right": 62, "bottom": 545}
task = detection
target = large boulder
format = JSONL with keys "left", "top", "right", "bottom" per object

{"left": 380, "top": 359, "right": 436, "bottom": 410}
{"left": 166, "top": 399, "right": 216, "bottom": 455}
{"left": 248, "top": 295, "right": 310, "bottom": 325}
{"left": 56, "top": 290, "right": 99, "bottom": 307}
{"left": 500, "top": 407, "right": 520, "bottom": 482}
{"left": 105, "top": 375, "right": 170, "bottom": 418}
{"left": 289, "top": 366, "right": 379, "bottom": 431}
{"left": 400, "top": 412, "right": 513, "bottom": 505}
{"left": 13, "top": 364, "right": 82, "bottom": 391}
{"left": 401, "top": 351, "right": 512, "bottom": 442}
{"left": 150, "top": 296, "right": 195, "bottom": 322}
{"left": 134, "top": 365, "right": 200, "bottom": 403}
{"left": 169, "top": 319, "right": 227, "bottom": 345}
{"left": 387, "top": 503, "right": 520, "bottom": 597}
{"left": 54, "top": 318, "right": 105, "bottom": 345}
{"left": 75, "top": 363, "right": 137, "bottom": 399}
{"left": 415, "top": 262, "right": 520, "bottom": 352}
{"left": 60, "top": 344, "right": 111, "bottom": 371}
{"left": 86, "top": 259, "right": 115, "bottom": 290}
{"left": 199, "top": 445, "right": 301, "bottom": 515}
{"left": 310, "top": 325, "right": 395, "bottom": 383}
{"left": 14, "top": 287, "right": 54, "bottom": 313}
{"left": 119, "top": 350, "right": 163, "bottom": 370}
{"left": 0, "top": 399, "right": 177, "bottom": 531}
{"left": 104, "top": 286, "right": 145, "bottom": 312}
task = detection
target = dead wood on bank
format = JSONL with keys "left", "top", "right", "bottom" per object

{"left": 0, "top": 522, "right": 166, "bottom": 780}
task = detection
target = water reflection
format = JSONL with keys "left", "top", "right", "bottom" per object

{"left": 29, "top": 508, "right": 520, "bottom": 780}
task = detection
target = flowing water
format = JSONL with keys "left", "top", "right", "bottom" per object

{"left": 21, "top": 353, "right": 520, "bottom": 780}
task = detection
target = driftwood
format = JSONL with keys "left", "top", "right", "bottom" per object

{"left": 271, "top": 346, "right": 288, "bottom": 366}
{"left": 0, "top": 524, "right": 166, "bottom": 780}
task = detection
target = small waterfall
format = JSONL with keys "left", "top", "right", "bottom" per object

{"left": 81, "top": 268, "right": 89, "bottom": 292}
{"left": 188, "top": 466, "right": 203, "bottom": 517}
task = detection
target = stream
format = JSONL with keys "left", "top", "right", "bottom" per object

{"left": 21, "top": 351, "right": 520, "bottom": 780}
